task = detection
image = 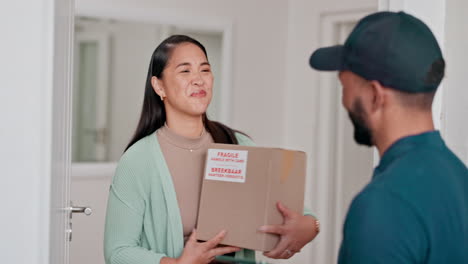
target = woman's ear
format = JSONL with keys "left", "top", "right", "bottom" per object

{"left": 151, "top": 76, "right": 166, "bottom": 100}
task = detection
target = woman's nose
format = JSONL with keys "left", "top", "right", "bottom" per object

{"left": 191, "top": 72, "right": 204, "bottom": 86}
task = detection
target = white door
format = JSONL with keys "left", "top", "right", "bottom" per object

{"left": 50, "top": 0, "right": 93, "bottom": 263}
{"left": 49, "top": 0, "right": 74, "bottom": 263}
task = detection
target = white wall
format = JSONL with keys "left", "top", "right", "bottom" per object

{"left": 0, "top": 1, "right": 55, "bottom": 263}
{"left": 443, "top": 0, "right": 468, "bottom": 164}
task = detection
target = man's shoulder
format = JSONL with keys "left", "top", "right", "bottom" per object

{"left": 391, "top": 143, "right": 465, "bottom": 174}
{"left": 379, "top": 144, "right": 467, "bottom": 195}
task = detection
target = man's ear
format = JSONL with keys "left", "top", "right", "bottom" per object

{"left": 368, "top": 80, "right": 386, "bottom": 113}
{"left": 151, "top": 76, "right": 166, "bottom": 98}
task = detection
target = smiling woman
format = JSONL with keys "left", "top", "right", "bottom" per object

{"left": 103, "top": 35, "right": 255, "bottom": 264}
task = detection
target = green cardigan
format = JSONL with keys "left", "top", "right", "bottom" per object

{"left": 104, "top": 132, "right": 256, "bottom": 264}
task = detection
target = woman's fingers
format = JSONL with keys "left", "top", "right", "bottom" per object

{"left": 187, "top": 228, "right": 198, "bottom": 244}
{"left": 204, "top": 230, "right": 227, "bottom": 249}
{"left": 209, "top": 246, "right": 241, "bottom": 257}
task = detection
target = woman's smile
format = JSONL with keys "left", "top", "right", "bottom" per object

{"left": 190, "top": 90, "right": 207, "bottom": 98}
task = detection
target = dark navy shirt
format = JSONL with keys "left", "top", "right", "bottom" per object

{"left": 338, "top": 131, "right": 468, "bottom": 263}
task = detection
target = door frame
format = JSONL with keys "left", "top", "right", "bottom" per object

{"left": 50, "top": 0, "right": 75, "bottom": 263}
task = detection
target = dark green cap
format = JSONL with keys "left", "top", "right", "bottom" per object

{"left": 309, "top": 11, "right": 445, "bottom": 93}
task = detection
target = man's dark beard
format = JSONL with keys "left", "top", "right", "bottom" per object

{"left": 348, "top": 99, "right": 373, "bottom": 146}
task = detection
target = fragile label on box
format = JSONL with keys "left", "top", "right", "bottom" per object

{"left": 205, "top": 149, "right": 248, "bottom": 183}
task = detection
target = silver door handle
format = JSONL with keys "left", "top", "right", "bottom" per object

{"left": 71, "top": 206, "right": 92, "bottom": 216}
{"left": 66, "top": 202, "right": 93, "bottom": 242}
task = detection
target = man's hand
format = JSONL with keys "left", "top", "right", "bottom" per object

{"left": 258, "top": 202, "right": 318, "bottom": 259}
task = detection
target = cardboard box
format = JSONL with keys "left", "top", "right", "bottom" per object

{"left": 196, "top": 143, "right": 306, "bottom": 252}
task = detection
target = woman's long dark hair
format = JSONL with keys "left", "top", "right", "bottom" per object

{"left": 125, "top": 35, "right": 242, "bottom": 151}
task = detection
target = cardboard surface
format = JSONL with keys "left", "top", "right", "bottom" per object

{"left": 196, "top": 144, "right": 306, "bottom": 251}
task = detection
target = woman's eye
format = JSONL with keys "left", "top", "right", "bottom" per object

{"left": 202, "top": 68, "right": 211, "bottom": 72}
{"left": 181, "top": 70, "right": 190, "bottom": 73}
